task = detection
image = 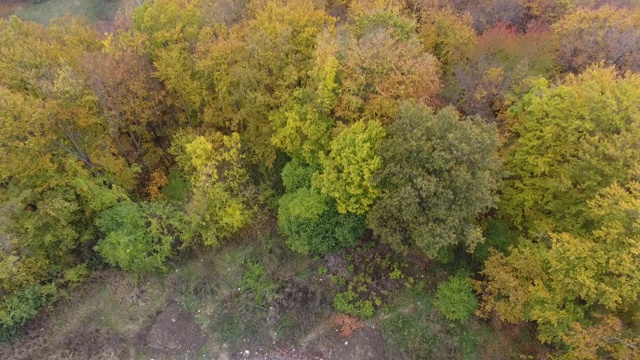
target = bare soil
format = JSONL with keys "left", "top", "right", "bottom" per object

{"left": 139, "top": 301, "right": 207, "bottom": 359}
{"left": 0, "top": 0, "right": 24, "bottom": 18}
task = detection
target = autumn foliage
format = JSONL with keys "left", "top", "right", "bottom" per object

{"left": 0, "top": 0, "right": 638, "bottom": 356}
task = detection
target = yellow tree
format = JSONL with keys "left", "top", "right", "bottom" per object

{"left": 269, "top": 30, "right": 339, "bottom": 164}
{"left": 501, "top": 66, "right": 640, "bottom": 234}
{"left": 477, "top": 181, "right": 640, "bottom": 356}
{"left": 197, "top": 0, "right": 333, "bottom": 167}
{"left": 171, "top": 132, "right": 252, "bottom": 247}
{"left": 131, "top": 0, "right": 205, "bottom": 126}
{"left": 315, "top": 121, "right": 385, "bottom": 214}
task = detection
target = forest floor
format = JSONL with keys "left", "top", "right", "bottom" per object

{"left": 0, "top": 216, "right": 549, "bottom": 359}
{"left": 0, "top": 0, "right": 121, "bottom": 24}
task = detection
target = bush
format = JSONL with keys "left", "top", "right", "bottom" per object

{"left": 473, "top": 219, "right": 515, "bottom": 265}
{"left": 0, "top": 284, "right": 56, "bottom": 342}
{"left": 241, "top": 261, "right": 279, "bottom": 306}
{"left": 434, "top": 274, "right": 478, "bottom": 322}
{"left": 95, "top": 201, "right": 186, "bottom": 273}
{"left": 278, "top": 188, "right": 365, "bottom": 256}
{"left": 333, "top": 290, "right": 375, "bottom": 319}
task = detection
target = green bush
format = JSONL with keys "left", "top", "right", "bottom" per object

{"left": 278, "top": 188, "right": 365, "bottom": 255}
{"left": 434, "top": 274, "right": 478, "bottom": 322}
{"left": 95, "top": 201, "right": 186, "bottom": 273}
{"left": 333, "top": 290, "right": 375, "bottom": 319}
{"left": 0, "top": 284, "right": 56, "bottom": 342}
{"left": 281, "top": 157, "right": 315, "bottom": 192}
{"left": 278, "top": 159, "right": 366, "bottom": 255}
{"left": 474, "top": 219, "right": 516, "bottom": 264}
{"left": 162, "top": 168, "right": 191, "bottom": 202}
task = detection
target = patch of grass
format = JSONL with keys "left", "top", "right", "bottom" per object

{"left": 14, "top": 0, "right": 121, "bottom": 25}
{"left": 381, "top": 283, "right": 439, "bottom": 359}
{"left": 448, "top": 319, "right": 495, "bottom": 360}
{"left": 380, "top": 282, "right": 498, "bottom": 360}
{"left": 89, "top": 272, "right": 169, "bottom": 337}
{"left": 274, "top": 312, "right": 299, "bottom": 339}
{"left": 168, "top": 241, "right": 277, "bottom": 358}
{"left": 0, "top": 1, "right": 24, "bottom": 18}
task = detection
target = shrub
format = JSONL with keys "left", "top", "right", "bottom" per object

{"left": 434, "top": 274, "right": 478, "bottom": 322}
{"left": 0, "top": 284, "right": 56, "bottom": 342}
{"left": 241, "top": 261, "right": 279, "bottom": 306}
{"left": 333, "top": 290, "right": 375, "bottom": 319}
{"left": 278, "top": 188, "right": 365, "bottom": 256}
{"left": 95, "top": 201, "right": 186, "bottom": 273}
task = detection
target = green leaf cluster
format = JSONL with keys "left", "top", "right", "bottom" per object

{"left": 368, "top": 101, "right": 501, "bottom": 257}
{"left": 434, "top": 274, "right": 478, "bottom": 322}
{"left": 95, "top": 201, "right": 186, "bottom": 272}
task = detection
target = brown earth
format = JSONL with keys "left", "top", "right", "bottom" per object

{"left": 0, "top": 0, "right": 24, "bottom": 18}
{"left": 229, "top": 326, "right": 386, "bottom": 360}
{"left": 324, "top": 327, "right": 386, "bottom": 360}
{"left": 138, "top": 301, "right": 207, "bottom": 359}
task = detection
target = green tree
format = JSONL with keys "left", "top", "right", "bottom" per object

{"left": 277, "top": 159, "right": 365, "bottom": 255}
{"left": 367, "top": 101, "right": 501, "bottom": 257}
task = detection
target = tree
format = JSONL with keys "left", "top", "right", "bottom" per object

{"left": 196, "top": 0, "right": 333, "bottom": 167}
{"left": 367, "top": 101, "right": 501, "bottom": 257}
{"left": 500, "top": 66, "right": 640, "bottom": 233}
{"left": 80, "top": 50, "right": 170, "bottom": 172}
{"left": 269, "top": 31, "right": 339, "bottom": 164}
{"left": 0, "top": 17, "right": 138, "bottom": 189}
{"left": 476, "top": 181, "right": 640, "bottom": 355}
{"left": 336, "top": 21, "right": 441, "bottom": 125}
{"left": 130, "top": 0, "right": 205, "bottom": 126}
{"left": 277, "top": 159, "right": 365, "bottom": 255}
{"left": 553, "top": 6, "right": 640, "bottom": 74}
{"left": 131, "top": 0, "right": 202, "bottom": 58}
{"left": 315, "top": 120, "right": 385, "bottom": 215}
{"left": 563, "top": 315, "right": 639, "bottom": 360}
{"left": 417, "top": 5, "right": 477, "bottom": 75}
{"left": 446, "top": 22, "right": 554, "bottom": 121}
{"left": 446, "top": 0, "right": 575, "bottom": 33}
{"left": 171, "top": 132, "right": 252, "bottom": 247}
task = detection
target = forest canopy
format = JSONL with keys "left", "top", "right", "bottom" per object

{"left": 0, "top": 0, "right": 638, "bottom": 357}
